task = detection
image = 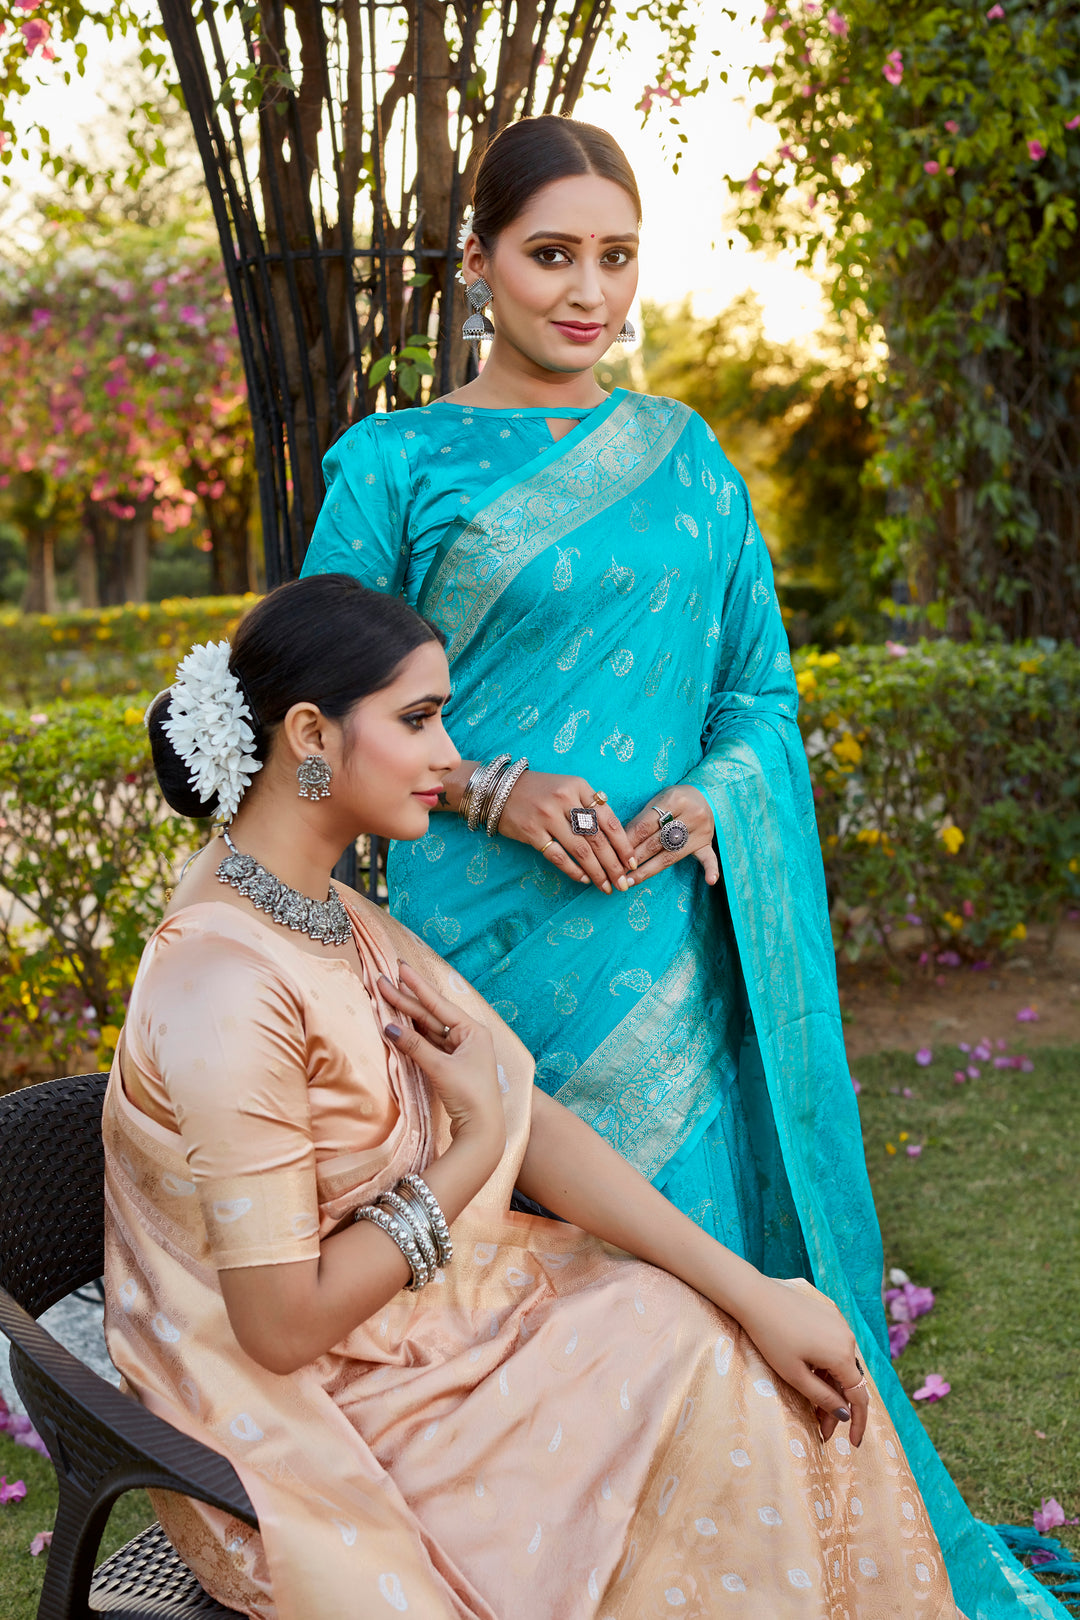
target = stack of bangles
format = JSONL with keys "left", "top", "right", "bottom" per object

{"left": 353, "top": 1173, "right": 453, "bottom": 1290}
{"left": 457, "top": 754, "right": 530, "bottom": 837}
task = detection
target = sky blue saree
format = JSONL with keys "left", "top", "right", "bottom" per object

{"left": 303, "top": 387, "right": 1065, "bottom": 1618}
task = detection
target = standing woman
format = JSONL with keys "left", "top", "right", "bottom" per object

{"left": 301, "top": 118, "right": 1058, "bottom": 1617}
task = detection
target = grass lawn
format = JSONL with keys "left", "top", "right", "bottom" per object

{"left": 0, "top": 1044, "right": 1076, "bottom": 1618}
{"left": 854, "top": 1043, "right": 1080, "bottom": 1574}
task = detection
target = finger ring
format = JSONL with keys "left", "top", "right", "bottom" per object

{"left": 842, "top": 1376, "right": 868, "bottom": 1395}
{"left": 568, "top": 806, "right": 599, "bottom": 837}
{"left": 658, "top": 816, "right": 689, "bottom": 853}
{"left": 441, "top": 1024, "right": 451, "bottom": 1039}
{"left": 593, "top": 789, "right": 608, "bottom": 805}
{"left": 538, "top": 836, "right": 557, "bottom": 855}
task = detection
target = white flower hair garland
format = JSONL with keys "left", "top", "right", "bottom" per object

{"left": 455, "top": 205, "right": 475, "bottom": 286}
{"left": 161, "top": 639, "right": 262, "bottom": 820}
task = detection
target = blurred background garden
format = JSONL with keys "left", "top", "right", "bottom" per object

{"left": 0, "top": 0, "right": 1077, "bottom": 1610}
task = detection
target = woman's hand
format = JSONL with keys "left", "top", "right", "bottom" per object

{"left": 498, "top": 770, "right": 636, "bottom": 894}
{"left": 727, "top": 1275, "right": 870, "bottom": 1446}
{"left": 380, "top": 963, "right": 505, "bottom": 1164}
{"left": 624, "top": 784, "right": 719, "bottom": 887}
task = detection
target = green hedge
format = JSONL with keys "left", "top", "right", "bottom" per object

{"left": 0, "top": 598, "right": 256, "bottom": 706}
{"left": 0, "top": 696, "right": 200, "bottom": 1087}
{"left": 1, "top": 638, "right": 1076, "bottom": 1081}
{"left": 794, "top": 640, "right": 1080, "bottom": 959}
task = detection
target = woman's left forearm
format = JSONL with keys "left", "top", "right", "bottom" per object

{"left": 517, "top": 1089, "right": 763, "bottom": 1320}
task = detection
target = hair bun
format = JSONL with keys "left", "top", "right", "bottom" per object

{"left": 147, "top": 690, "right": 221, "bottom": 820}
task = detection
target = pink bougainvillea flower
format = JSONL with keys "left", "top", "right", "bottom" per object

{"left": 973, "top": 1039, "right": 993, "bottom": 1061}
{"left": 882, "top": 49, "right": 903, "bottom": 86}
{"left": 29, "top": 1530, "right": 52, "bottom": 1556}
{"left": 0, "top": 1476, "right": 27, "bottom": 1503}
{"left": 938, "top": 950, "right": 961, "bottom": 967}
{"left": 946, "top": 165, "right": 956, "bottom": 175}
{"left": 19, "top": 15, "right": 49, "bottom": 49}
{"left": 913, "top": 1373, "right": 950, "bottom": 1402}
{"left": 885, "top": 638, "right": 909, "bottom": 656}
{"left": 953, "top": 1070, "right": 966, "bottom": 1083}
{"left": 945, "top": 119, "right": 960, "bottom": 134}
{"left": 906, "top": 1144, "right": 923, "bottom": 1158}
{"left": 14, "top": 0, "right": 40, "bottom": 10}
{"left": 826, "top": 8, "right": 848, "bottom": 35}
{"left": 967, "top": 1065, "right": 981, "bottom": 1079}
{"left": 778, "top": 143, "right": 796, "bottom": 160}
{"left": 958, "top": 1041, "right": 971, "bottom": 1053}
{"left": 1033, "top": 1497, "right": 1080, "bottom": 1534}
{"left": 29, "top": 307, "right": 50, "bottom": 333}
{"left": 1016, "top": 1005, "right": 1039, "bottom": 1022}
{"left": 888, "top": 1321, "right": 914, "bottom": 1358}
{"left": 924, "top": 160, "right": 940, "bottom": 174}
{"left": 914, "top": 1047, "right": 932, "bottom": 1067}
{"left": 745, "top": 169, "right": 763, "bottom": 194}
{"left": 962, "top": 899, "right": 975, "bottom": 917}
{"left": 28, "top": 712, "right": 48, "bottom": 725}
{"left": 1028, "top": 140, "right": 1046, "bottom": 161}
{"left": 986, "top": 2, "right": 1004, "bottom": 14}
{"left": 1066, "top": 115, "right": 1080, "bottom": 131}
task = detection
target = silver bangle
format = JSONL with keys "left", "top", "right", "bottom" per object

{"left": 398, "top": 1173, "right": 453, "bottom": 1266}
{"left": 485, "top": 756, "right": 529, "bottom": 837}
{"left": 466, "top": 755, "right": 511, "bottom": 832}
{"left": 377, "top": 1190, "right": 439, "bottom": 1275}
{"left": 474, "top": 758, "right": 511, "bottom": 829}
{"left": 353, "top": 1204, "right": 433, "bottom": 1290}
{"left": 457, "top": 762, "right": 488, "bottom": 826}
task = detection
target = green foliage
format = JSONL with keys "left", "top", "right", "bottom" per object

{"left": 0, "top": 596, "right": 254, "bottom": 706}
{"left": 639, "top": 296, "right": 885, "bottom": 644}
{"left": 736, "top": 1, "right": 1080, "bottom": 641}
{"left": 795, "top": 639, "right": 1080, "bottom": 959}
{"left": 0, "top": 695, "right": 201, "bottom": 1084}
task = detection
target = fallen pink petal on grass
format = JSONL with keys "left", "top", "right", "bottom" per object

{"left": 1033, "top": 1497, "right": 1080, "bottom": 1534}
{"left": 915, "top": 1047, "right": 932, "bottom": 1067}
{"left": 0, "top": 1475, "right": 27, "bottom": 1503}
{"left": 888, "top": 1321, "right": 914, "bottom": 1358}
{"left": 1016, "top": 1006, "right": 1039, "bottom": 1022}
{"left": 953, "top": 1070, "right": 967, "bottom": 1084}
{"left": 906, "top": 1144, "right": 923, "bottom": 1158}
{"left": 913, "top": 1373, "right": 950, "bottom": 1402}
{"left": 29, "top": 1530, "right": 52, "bottom": 1556}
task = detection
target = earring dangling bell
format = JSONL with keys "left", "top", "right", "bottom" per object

{"left": 297, "top": 755, "right": 333, "bottom": 801}
{"left": 462, "top": 276, "right": 496, "bottom": 344}
{"left": 615, "top": 318, "right": 636, "bottom": 344}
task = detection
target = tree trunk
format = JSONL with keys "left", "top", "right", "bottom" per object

{"left": 117, "top": 501, "right": 153, "bottom": 603}
{"left": 22, "top": 531, "right": 58, "bottom": 614}
{"left": 76, "top": 503, "right": 101, "bottom": 609}
{"left": 205, "top": 461, "right": 256, "bottom": 594}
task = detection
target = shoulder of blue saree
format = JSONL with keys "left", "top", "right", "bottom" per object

{"left": 301, "top": 414, "right": 414, "bottom": 592}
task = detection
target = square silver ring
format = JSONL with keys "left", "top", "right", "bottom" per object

{"left": 569, "top": 807, "right": 599, "bottom": 837}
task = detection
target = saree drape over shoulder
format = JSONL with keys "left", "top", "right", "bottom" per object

{"left": 105, "top": 897, "right": 964, "bottom": 1619}
{"left": 300, "top": 390, "right": 1064, "bottom": 1619}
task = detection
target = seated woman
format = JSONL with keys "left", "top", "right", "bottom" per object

{"left": 105, "top": 576, "right": 962, "bottom": 1618}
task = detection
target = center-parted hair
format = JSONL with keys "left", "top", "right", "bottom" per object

{"left": 148, "top": 575, "right": 443, "bottom": 819}
{"left": 470, "top": 115, "right": 641, "bottom": 248}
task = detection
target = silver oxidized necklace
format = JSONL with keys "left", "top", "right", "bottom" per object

{"left": 216, "top": 826, "right": 352, "bottom": 947}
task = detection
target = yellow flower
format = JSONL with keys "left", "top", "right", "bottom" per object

{"left": 885, "top": 1142, "right": 896, "bottom": 1156}
{"left": 1010, "top": 922, "right": 1027, "bottom": 941}
{"left": 137, "top": 605, "right": 151, "bottom": 621}
{"left": 832, "top": 733, "right": 863, "bottom": 766}
{"left": 39, "top": 613, "right": 55, "bottom": 627}
{"left": 803, "top": 651, "right": 821, "bottom": 668}
{"left": 1068, "top": 857, "right": 1079, "bottom": 875}
{"left": 95, "top": 627, "right": 112, "bottom": 641}
{"left": 825, "top": 834, "right": 839, "bottom": 847}
{"left": 99, "top": 1023, "right": 121, "bottom": 1049}
{"left": 123, "top": 706, "right": 145, "bottom": 727}
{"left": 856, "top": 827, "right": 882, "bottom": 845}
{"left": 795, "top": 669, "right": 818, "bottom": 697}
{"left": 938, "top": 825, "right": 964, "bottom": 855}
{"left": 942, "top": 910, "right": 963, "bottom": 931}
{"left": 899, "top": 1132, "right": 909, "bottom": 1143}
{"left": 1018, "top": 658, "right": 1041, "bottom": 675}
{"left": 817, "top": 652, "right": 841, "bottom": 668}
{"left": 822, "top": 711, "right": 842, "bottom": 729}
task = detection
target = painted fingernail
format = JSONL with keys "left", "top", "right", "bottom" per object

{"left": 385, "top": 1023, "right": 402, "bottom": 1040}
{"left": 835, "top": 1405, "right": 851, "bottom": 1422}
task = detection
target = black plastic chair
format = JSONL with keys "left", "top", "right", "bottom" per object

{"left": 0, "top": 1072, "right": 257, "bottom": 1619}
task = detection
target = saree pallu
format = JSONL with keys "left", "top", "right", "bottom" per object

{"left": 104, "top": 896, "right": 963, "bottom": 1619}
{"left": 372, "top": 390, "right": 1059, "bottom": 1619}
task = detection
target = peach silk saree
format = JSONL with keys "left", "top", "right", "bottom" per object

{"left": 103, "top": 894, "right": 961, "bottom": 1619}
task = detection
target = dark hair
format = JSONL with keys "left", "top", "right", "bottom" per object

{"left": 471, "top": 115, "right": 641, "bottom": 248}
{"left": 148, "top": 575, "right": 443, "bottom": 818}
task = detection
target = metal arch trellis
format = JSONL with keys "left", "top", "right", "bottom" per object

{"left": 155, "top": 0, "right": 614, "bottom": 894}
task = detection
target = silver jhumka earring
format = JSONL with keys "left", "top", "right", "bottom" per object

{"left": 297, "top": 755, "right": 333, "bottom": 800}
{"left": 462, "top": 277, "right": 495, "bottom": 344}
{"left": 615, "top": 318, "right": 636, "bottom": 343}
